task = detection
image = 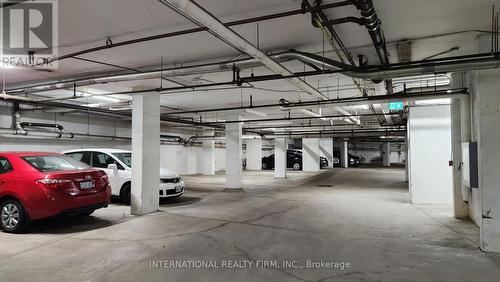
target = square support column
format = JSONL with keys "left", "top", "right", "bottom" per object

{"left": 225, "top": 117, "right": 243, "bottom": 189}
{"left": 470, "top": 69, "right": 500, "bottom": 252}
{"left": 340, "top": 140, "right": 349, "bottom": 168}
{"left": 131, "top": 91, "right": 160, "bottom": 215}
{"left": 274, "top": 138, "right": 287, "bottom": 178}
{"left": 202, "top": 139, "right": 215, "bottom": 175}
{"left": 303, "top": 138, "right": 320, "bottom": 172}
{"left": 383, "top": 142, "right": 391, "bottom": 167}
{"left": 319, "top": 138, "right": 334, "bottom": 168}
{"left": 246, "top": 138, "right": 262, "bottom": 171}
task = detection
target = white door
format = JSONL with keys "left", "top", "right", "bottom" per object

{"left": 91, "top": 152, "right": 120, "bottom": 195}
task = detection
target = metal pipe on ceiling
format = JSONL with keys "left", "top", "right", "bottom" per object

{"left": 7, "top": 50, "right": 500, "bottom": 95}
{"left": 238, "top": 52, "right": 500, "bottom": 82}
{"left": 6, "top": 51, "right": 330, "bottom": 93}
{"left": 244, "top": 124, "right": 405, "bottom": 130}
{"left": 158, "top": 0, "right": 360, "bottom": 125}
{"left": 28, "top": 1, "right": 351, "bottom": 68}
{"left": 352, "top": 0, "right": 389, "bottom": 66}
{"left": 206, "top": 112, "right": 402, "bottom": 125}
{"left": 163, "top": 88, "right": 468, "bottom": 115}
{"left": 158, "top": 0, "right": 327, "bottom": 100}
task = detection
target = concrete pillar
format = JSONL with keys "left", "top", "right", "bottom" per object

{"left": 225, "top": 117, "right": 243, "bottom": 189}
{"left": 404, "top": 138, "right": 409, "bottom": 182}
{"left": 470, "top": 69, "right": 500, "bottom": 252}
{"left": 451, "top": 100, "right": 469, "bottom": 218}
{"left": 319, "top": 138, "right": 334, "bottom": 168}
{"left": 131, "top": 91, "right": 160, "bottom": 215}
{"left": 202, "top": 138, "right": 215, "bottom": 175}
{"left": 340, "top": 140, "right": 348, "bottom": 168}
{"left": 302, "top": 138, "right": 320, "bottom": 172}
{"left": 450, "top": 73, "right": 470, "bottom": 219}
{"left": 246, "top": 138, "right": 262, "bottom": 171}
{"left": 274, "top": 138, "right": 287, "bottom": 178}
{"left": 383, "top": 142, "right": 391, "bottom": 167}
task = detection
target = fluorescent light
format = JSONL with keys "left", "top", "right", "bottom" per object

{"left": 414, "top": 98, "right": 451, "bottom": 106}
{"left": 299, "top": 109, "right": 322, "bottom": 117}
{"left": 84, "top": 103, "right": 102, "bottom": 108}
{"left": 245, "top": 109, "right": 268, "bottom": 117}
{"left": 243, "top": 135, "right": 262, "bottom": 139}
{"left": 81, "top": 92, "right": 121, "bottom": 103}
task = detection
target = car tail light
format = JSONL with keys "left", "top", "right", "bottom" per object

{"left": 36, "top": 178, "right": 73, "bottom": 190}
{"left": 99, "top": 175, "right": 110, "bottom": 189}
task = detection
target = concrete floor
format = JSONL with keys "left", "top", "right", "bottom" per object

{"left": 1, "top": 168, "right": 500, "bottom": 282}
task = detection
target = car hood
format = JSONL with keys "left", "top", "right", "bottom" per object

{"left": 159, "top": 167, "right": 178, "bottom": 178}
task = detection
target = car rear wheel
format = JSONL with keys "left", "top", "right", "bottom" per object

{"left": 293, "top": 163, "right": 301, "bottom": 171}
{"left": 120, "top": 183, "right": 131, "bottom": 204}
{"left": 1, "top": 199, "right": 29, "bottom": 233}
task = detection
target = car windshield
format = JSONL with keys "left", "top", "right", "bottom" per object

{"left": 112, "top": 152, "right": 132, "bottom": 168}
{"left": 22, "top": 155, "right": 91, "bottom": 172}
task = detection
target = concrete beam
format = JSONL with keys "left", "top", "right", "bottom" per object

{"left": 131, "top": 91, "right": 160, "bottom": 215}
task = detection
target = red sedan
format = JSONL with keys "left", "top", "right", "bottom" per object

{"left": 0, "top": 152, "right": 112, "bottom": 233}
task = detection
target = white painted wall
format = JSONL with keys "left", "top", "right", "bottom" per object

{"left": 0, "top": 103, "right": 225, "bottom": 175}
{"left": 408, "top": 105, "right": 453, "bottom": 204}
{"left": 214, "top": 147, "right": 225, "bottom": 172}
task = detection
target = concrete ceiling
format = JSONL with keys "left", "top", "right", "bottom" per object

{"left": 3, "top": 0, "right": 499, "bottom": 126}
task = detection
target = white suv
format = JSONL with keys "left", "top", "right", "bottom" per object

{"left": 62, "top": 148, "right": 184, "bottom": 202}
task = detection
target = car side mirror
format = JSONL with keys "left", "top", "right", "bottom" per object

{"left": 107, "top": 164, "right": 118, "bottom": 173}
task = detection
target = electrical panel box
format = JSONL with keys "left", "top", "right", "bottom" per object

{"left": 462, "top": 142, "right": 478, "bottom": 188}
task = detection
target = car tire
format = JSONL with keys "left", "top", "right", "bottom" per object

{"left": 0, "top": 199, "right": 29, "bottom": 233}
{"left": 293, "top": 163, "right": 301, "bottom": 171}
{"left": 262, "top": 162, "right": 267, "bottom": 170}
{"left": 120, "top": 183, "right": 131, "bottom": 204}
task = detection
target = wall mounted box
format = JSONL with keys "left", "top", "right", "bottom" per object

{"left": 462, "top": 142, "right": 478, "bottom": 188}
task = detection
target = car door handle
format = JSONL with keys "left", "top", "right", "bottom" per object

{"left": 0, "top": 180, "right": 5, "bottom": 184}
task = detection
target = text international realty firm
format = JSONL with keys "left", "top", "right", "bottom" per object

{"left": 150, "top": 259, "right": 351, "bottom": 270}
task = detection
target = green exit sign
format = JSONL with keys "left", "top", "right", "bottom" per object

{"left": 389, "top": 101, "right": 404, "bottom": 111}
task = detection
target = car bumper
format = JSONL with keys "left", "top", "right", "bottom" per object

{"left": 60, "top": 202, "right": 109, "bottom": 216}
{"left": 159, "top": 181, "right": 185, "bottom": 198}
{"left": 27, "top": 187, "right": 112, "bottom": 220}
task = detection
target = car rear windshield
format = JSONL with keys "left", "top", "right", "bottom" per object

{"left": 22, "top": 155, "right": 91, "bottom": 172}
{"left": 112, "top": 153, "right": 131, "bottom": 168}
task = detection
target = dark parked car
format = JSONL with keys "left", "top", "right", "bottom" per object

{"left": 262, "top": 150, "right": 328, "bottom": 170}
{"left": 333, "top": 153, "right": 361, "bottom": 167}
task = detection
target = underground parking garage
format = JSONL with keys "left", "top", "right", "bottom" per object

{"left": 1, "top": 0, "right": 500, "bottom": 281}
